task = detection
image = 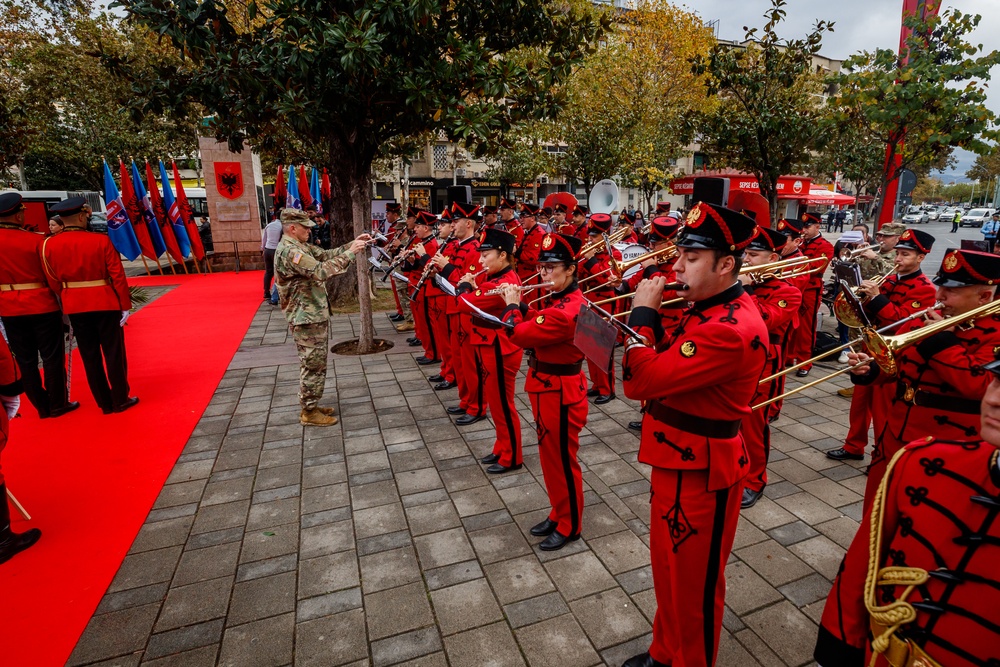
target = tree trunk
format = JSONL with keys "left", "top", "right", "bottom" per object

{"left": 350, "top": 168, "right": 375, "bottom": 354}
{"left": 17, "top": 158, "right": 27, "bottom": 190}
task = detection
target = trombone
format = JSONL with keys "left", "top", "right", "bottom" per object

{"left": 612, "top": 296, "right": 687, "bottom": 319}
{"left": 838, "top": 243, "right": 881, "bottom": 260}
{"left": 738, "top": 255, "right": 824, "bottom": 280}
{"left": 591, "top": 282, "right": 690, "bottom": 307}
{"left": 759, "top": 302, "right": 943, "bottom": 384}
{"left": 519, "top": 226, "right": 633, "bottom": 286}
{"left": 832, "top": 265, "right": 899, "bottom": 328}
{"left": 579, "top": 245, "right": 678, "bottom": 293}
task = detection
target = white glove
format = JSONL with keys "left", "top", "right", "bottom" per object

{"left": 1, "top": 395, "right": 19, "bottom": 419}
{"left": 120, "top": 310, "right": 131, "bottom": 327}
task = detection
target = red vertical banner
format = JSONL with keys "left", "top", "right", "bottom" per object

{"left": 878, "top": 0, "right": 942, "bottom": 227}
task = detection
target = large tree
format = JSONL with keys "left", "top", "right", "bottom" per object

{"left": 1, "top": 3, "right": 199, "bottom": 190}
{"left": 691, "top": 0, "right": 833, "bottom": 224}
{"left": 831, "top": 8, "right": 1000, "bottom": 221}
{"left": 118, "top": 0, "right": 609, "bottom": 351}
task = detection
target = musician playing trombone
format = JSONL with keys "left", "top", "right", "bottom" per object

{"left": 737, "top": 227, "right": 803, "bottom": 509}
{"left": 843, "top": 248, "right": 1000, "bottom": 512}
{"left": 827, "top": 228, "right": 938, "bottom": 463}
{"left": 620, "top": 203, "right": 767, "bottom": 667}
{"left": 498, "top": 233, "right": 589, "bottom": 551}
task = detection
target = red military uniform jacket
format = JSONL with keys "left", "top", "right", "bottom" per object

{"left": 515, "top": 224, "right": 546, "bottom": 284}
{"left": 744, "top": 277, "right": 802, "bottom": 402}
{"left": 578, "top": 249, "right": 622, "bottom": 302}
{"left": 779, "top": 249, "right": 812, "bottom": 295}
{"left": 439, "top": 236, "right": 481, "bottom": 316}
{"left": 503, "top": 284, "right": 588, "bottom": 401}
{"left": 855, "top": 313, "right": 1000, "bottom": 457}
{"left": 799, "top": 234, "right": 834, "bottom": 294}
{"left": 402, "top": 235, "right": 439, "bottom": 289}
{"left": 0, "top": 224, "right": 61, "bottom": 316}
{"left": 40, "top": 228, "right": 131, "bottom": 314}
{"left": 500, "top": 219, "right": 524, "bottom": 248}
{"left": 816, "top": 437, "right": 1000, "bottom": 667}
{"left": 423, "top": 236, "right": 457, "bottom": 299}
{"left": 456, "top": 267, "right": 521, "bottom": 353}
{"left": 864, "top": 270, "right": 936, "bottom": 327}
{"left": 618, "top": 229, "right": 638, "bottom": 244}
{"left": 623, "top": 284, "right": 768, "bottom": 490}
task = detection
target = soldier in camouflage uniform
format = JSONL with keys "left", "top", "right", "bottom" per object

{"left": 274, "top": 209, "right": 371, "bottom": 426}
{"left": 855, "top": 220, "right": 904, "bottom": 280}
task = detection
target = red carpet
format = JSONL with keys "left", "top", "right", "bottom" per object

{"left": 0, "top": 271, "right": 263, "bottom": 667}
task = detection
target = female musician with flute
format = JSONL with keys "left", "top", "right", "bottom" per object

{"left": 456, "top": 228, "right": 524, "bottom": 473}
{"left": 498, "top": 233, "right": 589, "bottom": 550}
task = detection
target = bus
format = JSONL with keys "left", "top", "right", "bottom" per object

{"left": 0, "top": 190, "right": 105, "bottom": 234}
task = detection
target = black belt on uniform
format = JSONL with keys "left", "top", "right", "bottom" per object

{"left": 895, "top": 381, "right": 980, "bottom": 415}
{"left": 528, "top": 357, "right": 583, "bottom": 376}
{"left": 646, "top": 400, "right": 742, "bottom": 439}
{"left": 769, "top": 333, "right": 782, "bottom": 345}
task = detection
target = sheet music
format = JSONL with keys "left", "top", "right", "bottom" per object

{"left": 434, "top": 274, "right": 456, "bottom": 297}
{"left": 460, "top": 297, "right": 514, "bottom": 330}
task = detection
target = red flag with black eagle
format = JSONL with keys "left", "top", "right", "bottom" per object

{"left": 119, "top": 159, "right": 157, "bottom": 260}
{"left": 146, "top": 160, "right": 187, "bottom": 263}
{"left": 172, "top": 161, "right": 207, "bottom": 262}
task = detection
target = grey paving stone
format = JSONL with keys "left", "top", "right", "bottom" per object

{"left": 424, "top": 559, "right": 484, "bottom": 591}
{"left": 357, "top": 529, "right": 413, "bottom": 556}
{"left": 299, "top": 519, "right": 353, "bottom": 559}
{"left": 186, "top": 525, "right": 244, "bottom": 550}
{"left": 468, "top": 522, "right": 533, "bottom": 565}
{"left": 514, "top": 614, "right": 601, "bottom": 667}
{"left": 615, "top": 565, "right": 654, "bottom": 595}
{"left": 778, "top": 572, "right": 834, "bottom": 608}
{"left": 735, "top": 540, "right": 814, "bottom": 587}
{"left": 787, "top": 534, "right": 846, "bottom": 580}
{"left": 413, "top": 527, "right": 476, "bottom": 569}
{"left": 108, "top": 546, "right": 183, "bottom": 593}
{"left": 173, "top": 543, "right": 240, "bottom": 587}
{"left": 155, "top": 575, "right": 233, "bottom": 631}
{"left": 296, "top": 587, "right": 363, "bottom": 622}
{"left": 569, "top": 587, "right": 650, "bottom": 650}
{"left": 353, "top": 502, "right": 408, "bottom": 539}
{"left": 67, "top": 602, "right": 159, "bottom": 666}
{"left": 587, "top": 530, "right": 649, "bottom": 575}
{"left": 94, "top": 582, "right": 170, "bottom": 615}
{"left": 350, "top": 479, "right": 401, "bottom": 509}
{"left": 365, "top": 581, "right": 436, "bottom": 640}
{"left": 247, "top": 497, "right": 300, "bottom": 531}
{"left": 217, "top": 612, "right": 295, "bottom": 667}
{"left": 140, "top": 644, "right": 219, "bottom": 667}
{"left": 227, "top": 571, "right": 297, "bottom": 625}
{"left": 724, "top": 560, "right": 783, "bottom": 615}
{"left": 144, "top": 619, "right": 225, "bottom": 661}
{"left": 236, "top": 553, "right": 299, "bottom": 582}
{"left": 359, "top": 546, "right": 422, "bottom": 594}
{"left": 190, "top": 500, "right": 250, "bottom": 535}
{"left": 484, "top": 555, "right": 556, "bottom": 605}
{"left": 298, "top": 550, "right": 360, "bottom": 598}
{"left": 443, "top": 622, "right": 526, "bottom": 667}
{"left": 766, "top": 520, "right": 821, "bottom": 547}
{"left": 241, "top": 521, "right": 301, "bottom": 563}
{"left": 294, "top": 608, "right": 367, "bottom": 667}
{"left": 544, "top": 551, "right": 617, "bottom": 601}
{"left": 370, "top": 626, "right": 443, "bottom": 667}
{"left": 430, "top": 578, "right": 504, "bottom": 635}
{"left": 405, "top": 499, "right": 462, "bottom": 536}
{"left": 742, "top": 601, "right": 818, "bottom": 667}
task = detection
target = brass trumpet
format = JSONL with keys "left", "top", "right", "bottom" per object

{"left": 832, "top": 265, "right": 899, "bottom": 328}
{"left": 482, "top": 282, "right": 555, "bottom": 296}
{"left": 759, "top": 302, "right": 943, "bottom": 384}
{"left": 579, "top": 245, "right": 678, "bottom": 292}
{"left": 839, "top": 243, "right": 881, "bottom": 260}
{"left": 864, "top": 299, "right": 1000, "bottom": 375}
{"left": 738, "top": 255, "right": 824, "bottom": 279}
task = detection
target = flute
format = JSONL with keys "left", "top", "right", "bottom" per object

{"left": 482, "top": 282, "right": 555, "bottom": 296}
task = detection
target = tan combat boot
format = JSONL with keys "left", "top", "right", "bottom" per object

{"left": 837, "top": 387, "right": 854, "bottom": 398}
{"left": 300, "top": 408, "right": 338, "bottom": 426}
{"left": 395, "top": 321, "right": 415, "bottom": 332}
{"left": 315, "top": 406, "right": 336, "bottom": 416}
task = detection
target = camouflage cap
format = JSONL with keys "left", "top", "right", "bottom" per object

{"left": 878, "top": 222, "right": 906, "bottom": 236}
{"left": 280, "top": 209, "right": 315, "bottom": 227}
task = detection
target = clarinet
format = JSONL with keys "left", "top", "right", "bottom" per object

{"left": 405, "top": 231, "right": 444, "bottom": 299}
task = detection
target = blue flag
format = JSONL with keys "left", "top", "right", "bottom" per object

{"left": 310, "top": 167, "right": 322, "bottom": 215}
{"left": 286, "top": 165, "right": 301, "bottom": 210}
{"left": 159, "top": 160, "right": 192, "bottom": 258}
{"left": 102, "top": 160, "right": 142, "bottom": 261}
{"left": 131, "top": 160, "right": 167, "bottom": 257}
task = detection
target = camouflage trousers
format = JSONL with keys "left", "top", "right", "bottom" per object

{"left": 291, "top": 321, "right": 329, "bottom": 410}
{"left": 392, "top": 273, "right": 413, "bottom": 321}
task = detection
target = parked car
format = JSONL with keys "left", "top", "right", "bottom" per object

{"left": 961, "top": 208, "right": 994, "bottom": 228}
{"left": 901, "top": 207, "right": 929, "bottom": 225}
{"left": 927, "top": 208, "right": 941, "bottom": 221}
{"left": 88, "top": 212, "right": 108, "bottom": 234}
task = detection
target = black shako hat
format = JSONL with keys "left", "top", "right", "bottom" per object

{"left": 933, "top": 249, "right": 1000, "bottom": 288}
{"left": 452, "top": 202, "right": 481, "bottom": 221}
{"left": 587, "top": 213, "right": 613, "bottom": 235}
{"left": 648, "top": 216, "right": 681, "bottom": 243}
{"left": 0, "top": 192, "right": 23, "bottom": 217}
{"left": 746, "top": 226, "right": 788, "bottom": 253}
{"left": 50, "top": 196, "right": 88, "bottom": 216}
{"left": 677, "top": 203, "right": 759, "bottom": 254}
{"left": 537, "top": 233, "right": 583, "bottom": 264}
{"left": 894, "top": 228, "right": 935, "bottom": 254}
{"left": 480, "top": 227, "right": 516, "bottom": 255}
{"left": 414, "top": 210, "right": 437, "bottom": 226}
{"left": 775, "top": 217, "right": 805, "bottom": 238}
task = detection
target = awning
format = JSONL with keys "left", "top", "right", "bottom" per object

{"left": 669, "top": 173, "right": 812, "bottom": 199}
{"left": 783, "top": 189, "right": 857, "bottom": 206}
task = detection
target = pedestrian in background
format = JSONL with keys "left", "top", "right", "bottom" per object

{"left": 47, "top": 216, "right": 65, "bottom": 236}
{"left": 952, "top": 208, "right": 962, "bottom": 232}
{"left": 982, "top": 211, "right": 999, "bottom": 253}
{"left": 261, "top": 210, "right": 283, "bottom": 302}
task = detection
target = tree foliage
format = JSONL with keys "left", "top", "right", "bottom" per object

{"left": 484, "top": 121, "right": 555, "bottom": 197}
{"left": 830, "top": 8, "right": 1000, "bottom": 219}
{"left": 555, "top": 0, "right": 713, "bottom": 199}
{"left": 691, "top": 0, "right": 833, "bottom": 224}
{"left": 0, "top": 1, "right": 200, "bottom": 190}
{"left": 967, "top": 146, "right": 1000, "bottom": 184}
{"left": 116, "top": 0, "right": 609, "bottom": 351}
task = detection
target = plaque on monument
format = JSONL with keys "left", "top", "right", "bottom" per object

{"left": 216, "top": 201, "right": 252, "bottom": 222}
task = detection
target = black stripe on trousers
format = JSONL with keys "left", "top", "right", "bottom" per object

{"left": 702, "top": 484, "right": 731, "bottom": 666}
{"left": 421, "top": 295, "right": 437, "bottom": 360}
{"left": 493, "top": 339, "right": 519, "bottom": 462}
{"left": 473, "top": 347, "right": 485, "bottom": 417}
{"left": 558, "top": 402, "right": 580, "bottom": 537}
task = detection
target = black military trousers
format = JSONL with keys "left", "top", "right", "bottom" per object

{"left": 68, "top": 310, "right": 129, "bottom": 411}
{"left": 1, "top": 311, "right": 67, "bottom": 418}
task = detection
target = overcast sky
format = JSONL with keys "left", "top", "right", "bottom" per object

{"left": 682, "top": 0, "right": 1000, "bottom": 183}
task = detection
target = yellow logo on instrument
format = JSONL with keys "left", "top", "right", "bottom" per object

{"left": 536, "top": 315, "right": 545, "bottom": 324}
{"left": 541, "top": 235, "right": 555, "bottom": 250}
{"left": 778, "top": 299, "right": 788, "bottom": 308}
{"left": 680, "top": 340, "right": 697, "bottom": 358}
{"left": 943, "top": 253, "right": 959, "bottom": 271}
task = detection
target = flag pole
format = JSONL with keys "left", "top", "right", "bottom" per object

{"left": 140, "top": 255, "right": 152, "bottom": 277}
{"left": 7, "top": 488, "right": 31, "bottom": 521}
{"left": 177, "top": 255, "right": 189, "bottom": 274}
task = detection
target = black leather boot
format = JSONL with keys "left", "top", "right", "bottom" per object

{"left": 0, "top": 484, "right": 42, "bottom": 565}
